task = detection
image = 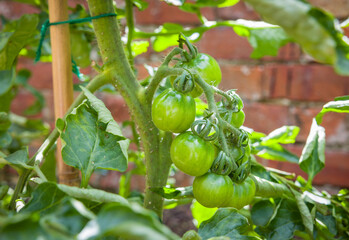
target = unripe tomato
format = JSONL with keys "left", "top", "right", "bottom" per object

{"left": 170, "top": 132, "right": 216, "bottom": 176}
{"left": 152, "top": 89, "right": 195, "bottom": 133}
{"left": 173, "top": 53, "right": 222, "bottom": 98}
{"left": 221, "top": 110, "right": 245, "bottom": 128}
{"left": 193, "top": 172, "right": 234, "bottom": 208}
{"left": 225, "top": 177, "right": 256, "bottom": 209}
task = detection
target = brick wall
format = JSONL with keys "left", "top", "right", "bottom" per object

{"left": 2, "top": 0, "right": 349, "bottom": 189}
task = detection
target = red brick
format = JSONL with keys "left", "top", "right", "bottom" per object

{"left": 17, "top": 59, "right": 53, "bottom": 90}
{"left": 135, "top": 0, "right": 215, "bottom": 25}
{"left": 261, "top": 43, "right": 302, "bottom": 62}
{"left": 217, "top": 1, "right": 260, "bottom": 20}
{"left": 0, "top": 1, "right": 39, "bottom": 19}
{"left": 243, "top": 102, "right": 291, "bottom": 134}
{"left": 219, "top": 64, "right": 267, "bottom": 101}
{"left": 265, "top": 64, "right": 349, "bottom": 102}
{"left": 99, "top": 93, "right": 131, "bottom": 123}
{"left": 10, "top": 89, "right": 37, "bottom": 116}
{"left": 196, "top": 27, "right": 253, "bottom": 60}
{"left": 308, "top": 0, "right": 349, "bottom": 19}
{"left": 289, "top": 106, "right": 349, "bottom": 143}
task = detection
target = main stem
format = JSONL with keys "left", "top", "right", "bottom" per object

{"left": 87, "top": 0, "right": 172, "bottom": 218}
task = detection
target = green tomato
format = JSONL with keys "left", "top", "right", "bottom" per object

{"left": 173, "top": 53, "right": 222, "bottom": 98}
{"left": 170, "top": 132, "right": 216, "bottom": 176}
{"left": 152, "top": 88, "right": 195, "bottom": 133}
{"left": 225, "top": 177, "right": 256, "bottom": 209}
{"left": 193, "top": 172, "right": 234, "bottom": 208}
{"left": 221, "top": 109, "right": 245, "bottom": 128}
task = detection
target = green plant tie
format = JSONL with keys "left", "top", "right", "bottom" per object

{"left": 35, "top": 13, "right": 117, "bottom": 78}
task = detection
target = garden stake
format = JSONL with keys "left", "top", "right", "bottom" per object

{"left": 48, "top": 0, "right": 80, "bottom": 186}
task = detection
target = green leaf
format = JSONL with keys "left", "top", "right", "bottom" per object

{"left": 4, "top": 148, "right": 32, "bottom": 173}
{"left": 0, "top": 89, "right": 15, "bottom": 113}
{"left": 0, "top": 131, "right": 12, "bottom": 149}
{"left": 78, "top": 203, "right": 180, "bottom": 240}
{"left": 57, "top": 184, "right": 128, "bottom": 205}
{"left": 132, "top": 40, "right": 150, "bottom": 57}
{"left": 22, "top": 182, "right": 67, "bottom": 213}
{"left": 0, "top": 14, "right": 39, "bottom": 70}
{"left": 0, "top": 69, "right": 15, "bottom": 95}
{"left": 243, "top": 0, "right": 336, "bottom": 64}
{"left": 151, "top": 23, "right": 183, "bottom": 52}
{"left": 315, "top": 98, "right": 349, "bottom": 124}
{"left": 39, "top": 197, "right": 94, "bottom": 236}
{"left": 261, "top": 126, "right": 300, "bottom": 145}
{"left": 23, "top": 182, "right": 128, "bottom": 213}
{"left": 291, "top": 189, "right": 314, "bottom": 237}
{"left": 198, "top": 208, "right": 258, "bottom": 239}
{"left": 133, "top": 0, "right": 149, "bottom": 11}
{"left": 191, "top": 200, "right": 217, "bottom": 228}
{"left": 299, "top": 119, "right": 325, "bottom": 183}
{"left": 251, "top": 200, "right": 275, "bottom": 227}
{"left": 254, "top": 143, "right": 299, "bottom": 163}
{"left": 71, "top": 31, "right": 91, "bottom": 68}
{"left": 150, "top": 186, "right": 193, "bottom": 199}
{"left": 233, "top": 20, "right": 290, "bottom": 59}
{"left": 40, "top": 146, "right": 57, "bottom": 182}
{"left": 255, "top": 199, "right": 304, "bottom": 240}
{"left": 61, "top": 88, "right": 129, "bottom": 187}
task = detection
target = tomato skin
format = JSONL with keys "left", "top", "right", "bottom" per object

{"left": 224, "top": 177, "right": 256, "bottom": 209}
{"left": 193, "top": 173, "right": 234, "bottom": 208}
{"left": 170, "top": 132, "right": 216, "bottom": 176}
{"left": 173, "top": 53, "right": 222, "bottom": 98}
{"left": 152, "top": 89, "right": 195, "bottom": 133}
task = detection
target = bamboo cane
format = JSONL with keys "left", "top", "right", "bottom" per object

{"left": 48, "top": 0, "right": 80, "bottom": 186}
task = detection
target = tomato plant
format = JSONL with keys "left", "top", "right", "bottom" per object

{"left": 1, "top": 0, "right": 349, "bottom": 239}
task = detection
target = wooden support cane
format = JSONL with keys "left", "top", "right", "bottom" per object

{"left": 48, "top": 0, "right": 80, "bottom": 186}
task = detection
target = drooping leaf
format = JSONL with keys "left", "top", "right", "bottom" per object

{"left": 243, "top": 0, "right": 336, "bottom": 64}
{"left": 4, "top": 148, "right": 32, "bottom": 173}
{"left": 150, "top": 186, "right": 193, "bottom": 199}
{"left": 61, "top": 88, "right": 129, "bottom": 187}
{"left": 251, "top": 200, "right": 275, "bottom": 227}
{"left": 291, "top": 189, "right": 314, "bottom": 237}
{"left": 77, "top": 203, "right": 180, "bottom": 240}
{"left": 315, "top": 98, "right": 349, "bottom": 124}
{"left": 299, "top": 119, "right": 325, "bottom": 183}
{"left": 233, "top": 20, "right": 290, "bottom": 59}
{"left": 198, "top": 208, "right": 258, "bottom": 239}
{"left": 71, "top": 31, "right": 91, "bottom": 68}
{"left": 40, "top": 146, "right": 57, "bottom": 182}
{"left": 254, "top": 143, "right": 299, "bottom": 163}
{"left": 0, "top": 14, "right": 39, "bottom": 70}
{"left": 22, "top": 182, "right": 128, "bottom": 213}
{"left": 255, "top": 199, "right": 304, "bottom": 240}
{"left": 261, "top": 126, "right": 300, "bottom": 145}
{"left": 191, "top": 200, "right": 217, "bottom": 228}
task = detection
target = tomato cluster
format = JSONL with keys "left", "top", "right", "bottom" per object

{"left": 151, "top": 38, "right": 255, "bottom": 209}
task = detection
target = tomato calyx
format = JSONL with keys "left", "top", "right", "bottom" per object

{"left": 211, "top": 151, "right": 235, "bottom": 176}
{"left": 191, "top": 118, "right": 219, "bottom": 141}
{"left": 172, "top": 70, "right": 195, "bottom": 94}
